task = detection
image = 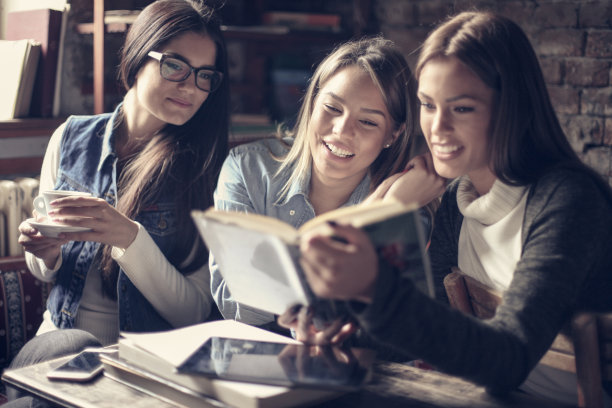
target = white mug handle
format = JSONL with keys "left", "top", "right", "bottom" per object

{"left": 33, "top": 196, "right": 47, "bottom": 216}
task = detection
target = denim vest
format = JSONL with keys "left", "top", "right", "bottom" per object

{"left": 47, "top": 105, "right": 184, "bottom": 333}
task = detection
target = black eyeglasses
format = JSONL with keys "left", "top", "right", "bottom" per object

{"left": 148, "top": 51, "right": 223, "bottom": 93}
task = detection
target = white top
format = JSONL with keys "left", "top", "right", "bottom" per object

{"left": 456, "top": 175, "right": 579, "bottom": 405}
{"left": 457, "top": 176, "right": 527, "bottom": 291}
{"left": 28, "top": 123, "right": 213, "bottom": 345}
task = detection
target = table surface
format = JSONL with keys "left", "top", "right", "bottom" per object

{"left": 2, "top": 355, "right": 573, "bottom": 408}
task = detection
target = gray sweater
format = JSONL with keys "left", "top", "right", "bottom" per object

{"left": 351, "top": 167, "right": 612, "bottom": 394}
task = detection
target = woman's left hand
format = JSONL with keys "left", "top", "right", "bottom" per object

{"left": 366, "top": 153, "right": 446, "bottom": 206}
{"left": 46, "top": 196, "right": 139, "bottom": 248}
{"left": 299, "top": 222, "right": 379, "bottom": 303}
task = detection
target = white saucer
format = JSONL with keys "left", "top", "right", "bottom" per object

{"left": 27, "top": 218, "right": 92, "bottom": 238}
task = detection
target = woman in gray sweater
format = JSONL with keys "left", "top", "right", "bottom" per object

{"left": 286, "top": 11, "right": 612, "bottom": 406}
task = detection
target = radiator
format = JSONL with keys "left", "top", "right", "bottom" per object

{"left": 0, "top": 180, "right": 22, "bottom": 256}
{"left": 15, "top": 177, "right": 39, "bottom": 220}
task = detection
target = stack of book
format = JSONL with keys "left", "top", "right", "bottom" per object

{"left": 5, "top": 8, "right": 66, "bottom": 118}
{"left": 262, "top": 11, "right": 341, "bottom": 32}
{"left": 100, "top": 320, "right": 344, "bottom": 408}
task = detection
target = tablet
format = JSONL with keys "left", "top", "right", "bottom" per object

{"left": 176, "top": 337, "right": 375, "bottom": 390}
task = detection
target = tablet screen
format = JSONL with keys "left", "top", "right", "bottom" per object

{"left": 176, "top": 337, "right": 374, "bottom": 390}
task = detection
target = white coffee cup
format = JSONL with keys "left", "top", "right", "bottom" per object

{"left": 33, "top": 190, "right": 92, "bottom": 217}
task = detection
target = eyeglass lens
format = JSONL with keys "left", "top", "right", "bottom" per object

{"left": 160, "top": 57, "right": 221, "bottom": 92}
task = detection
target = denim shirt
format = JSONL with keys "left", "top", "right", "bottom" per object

{"left": 210, "top": 138, "right": 372, "bottom": 325}
{"left": 47, "top": 104, "right": 184, "bottom": 333}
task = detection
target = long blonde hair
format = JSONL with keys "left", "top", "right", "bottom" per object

{"left": 275, "top": 36, "right": 421, "bottom": 201}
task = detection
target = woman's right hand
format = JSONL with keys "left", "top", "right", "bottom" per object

{"left": 18, "top": 217, "right": 65, "bottom": 269}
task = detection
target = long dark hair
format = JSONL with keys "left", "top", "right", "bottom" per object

{"left": 101, "top": 0, "right": 229, "bottom": 297}
{"left": 415, "top": 11, "right": 608, "bottom": 193}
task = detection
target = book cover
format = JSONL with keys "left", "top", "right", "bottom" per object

{"left": 0, "top": 40, "right": 40, "bottom": 120}
{"left": 14, "top": 43, "right": 41, "bottom": 118}
{"left": 111, "top": 320, "right": 340, "bottom": 408}
{"left": 6, "top": 8, "right": 63, "bottom": 118}
{"left": 192, "top": 200, "right": 433, "bottom": 318}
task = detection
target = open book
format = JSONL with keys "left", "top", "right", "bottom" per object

{"left": 192, "top": 199, "right": 433, "bottom": 319}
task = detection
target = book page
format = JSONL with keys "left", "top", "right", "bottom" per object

{"left": 298, "top": 199, "right": 417, "bottom": 234}
{"left": 0, "top": 40, "right": 29, "bottom": 119}
{"left": 199, "top": 209, "right": 299, "bottom": 243}
{"left": 121, "top": 320, "right": 300, "bottom": 367}
{"left": 193, "top": 213, "right": 311, "bottom": 315}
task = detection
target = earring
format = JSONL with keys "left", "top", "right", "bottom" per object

{"left": 384, "top": 143, "right": 391, "bottom": 148}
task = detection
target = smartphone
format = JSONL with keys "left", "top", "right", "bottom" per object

{"left": 46, "top": 349, "right": 105, "bottom": 382}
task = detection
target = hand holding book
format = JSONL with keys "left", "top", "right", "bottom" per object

{"left": 299, "top": 221, "right": 380, "bottom": 304}
{"left": 193, "top": 199, "right": 433, "bottom": 329}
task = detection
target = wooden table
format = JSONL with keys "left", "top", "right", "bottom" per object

{"left": 2, "top": 356, "right": 572, "bottom": 408}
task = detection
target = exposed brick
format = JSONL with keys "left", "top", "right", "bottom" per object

{"left": 582, "top": 146, "right": 612, "bottom": 178}
{"left": 498, "top": 2, "right": 539, "bottom": 32}
{"left": 375, "top": 0, "right": 416, "bottom": 26}
{"left": 579, "top": 1, "right": 612, "bottom": 28}
{"left": 566, "top": 59, "right": 610, "bottom": 86}
{"left": 453, "top": 0, "right": 497, "bottom": 14}
{"left": 415, "top": 1, "right": 454, "bottom": 26}
{"left": 605, "top": 117, "right": 612, "bottom": 145}
{"left": 581, "top": 87, "right": 612, "bottom": 115}
{"left": 562, "top": 114, "right": 604, "bottom": 149}
{"left": 585, "top": 30, "right": 612, "bottom": 57}
{"left": 540, "top": 57, "right": 563, "bottom": 85}
{"left": 534, "top": 29, "right": 584, "bottom": 57}
{"left": 382, "top": 26, "right": 429, "bottom": 68}
{"left": 548, "top": 85, "right": 581, "bottom": 114}
{"left": 533, "top": 3, "right": 578, "bottom": 28}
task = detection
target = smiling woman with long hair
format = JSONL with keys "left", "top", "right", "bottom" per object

{"left": 210, "top": 36, "right": 445, "bottom": 332}
{"left": 287, "top": 11, "right": 612, "bottom": 406}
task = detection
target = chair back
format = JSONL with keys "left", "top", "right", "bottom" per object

{"left": 443, "top": 267, "right": 610, "bottom": 408}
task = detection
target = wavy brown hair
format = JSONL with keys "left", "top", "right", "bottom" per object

{"left": 100, "top": 0, "right": 229, "bottom": 297}
{"left": 415, "top": 10, "right": 609, "bottom": 196}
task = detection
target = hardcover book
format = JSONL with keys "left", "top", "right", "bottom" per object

{"left": 192, "top": 199, "right": 434, "bottom": 320}
{"left": 6, "top": 8, "right": 63, "bottom": 118}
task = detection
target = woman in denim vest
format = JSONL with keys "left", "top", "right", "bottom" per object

{"left": 16, "top": 0, "right": 228, "bottom": 349}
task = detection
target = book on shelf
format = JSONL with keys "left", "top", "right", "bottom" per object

{"left": 192, "top": 199, "right": 433, "bottom": 321}
{"left": 101, "top": 320, "right": 342, "bottom": 408}
{"left": 6, "top": 8, "right": 64, "bottom": 118}
{"left": 262, "top": 11, "right": 341, "bottom": 32}
{"left": 0, "top": 39, "right": 42, "bottom": 120}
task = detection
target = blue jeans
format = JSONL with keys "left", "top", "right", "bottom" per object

{"left": 4, "top": 329, "right": 102, "bottom": 408}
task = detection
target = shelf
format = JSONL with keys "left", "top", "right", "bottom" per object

{"left": 81, "top": 0, "right": 371, "bottom": 115}
{"left": 0, "top": 118, "right": 64, "bottom": 176}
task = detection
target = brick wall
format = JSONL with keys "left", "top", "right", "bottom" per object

{"left": 374, "top": 0, "right": 612, "bottom": 186}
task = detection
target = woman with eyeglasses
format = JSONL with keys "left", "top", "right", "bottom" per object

{"left": 13, "top": 0, "right": 227, "bottom": 365}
